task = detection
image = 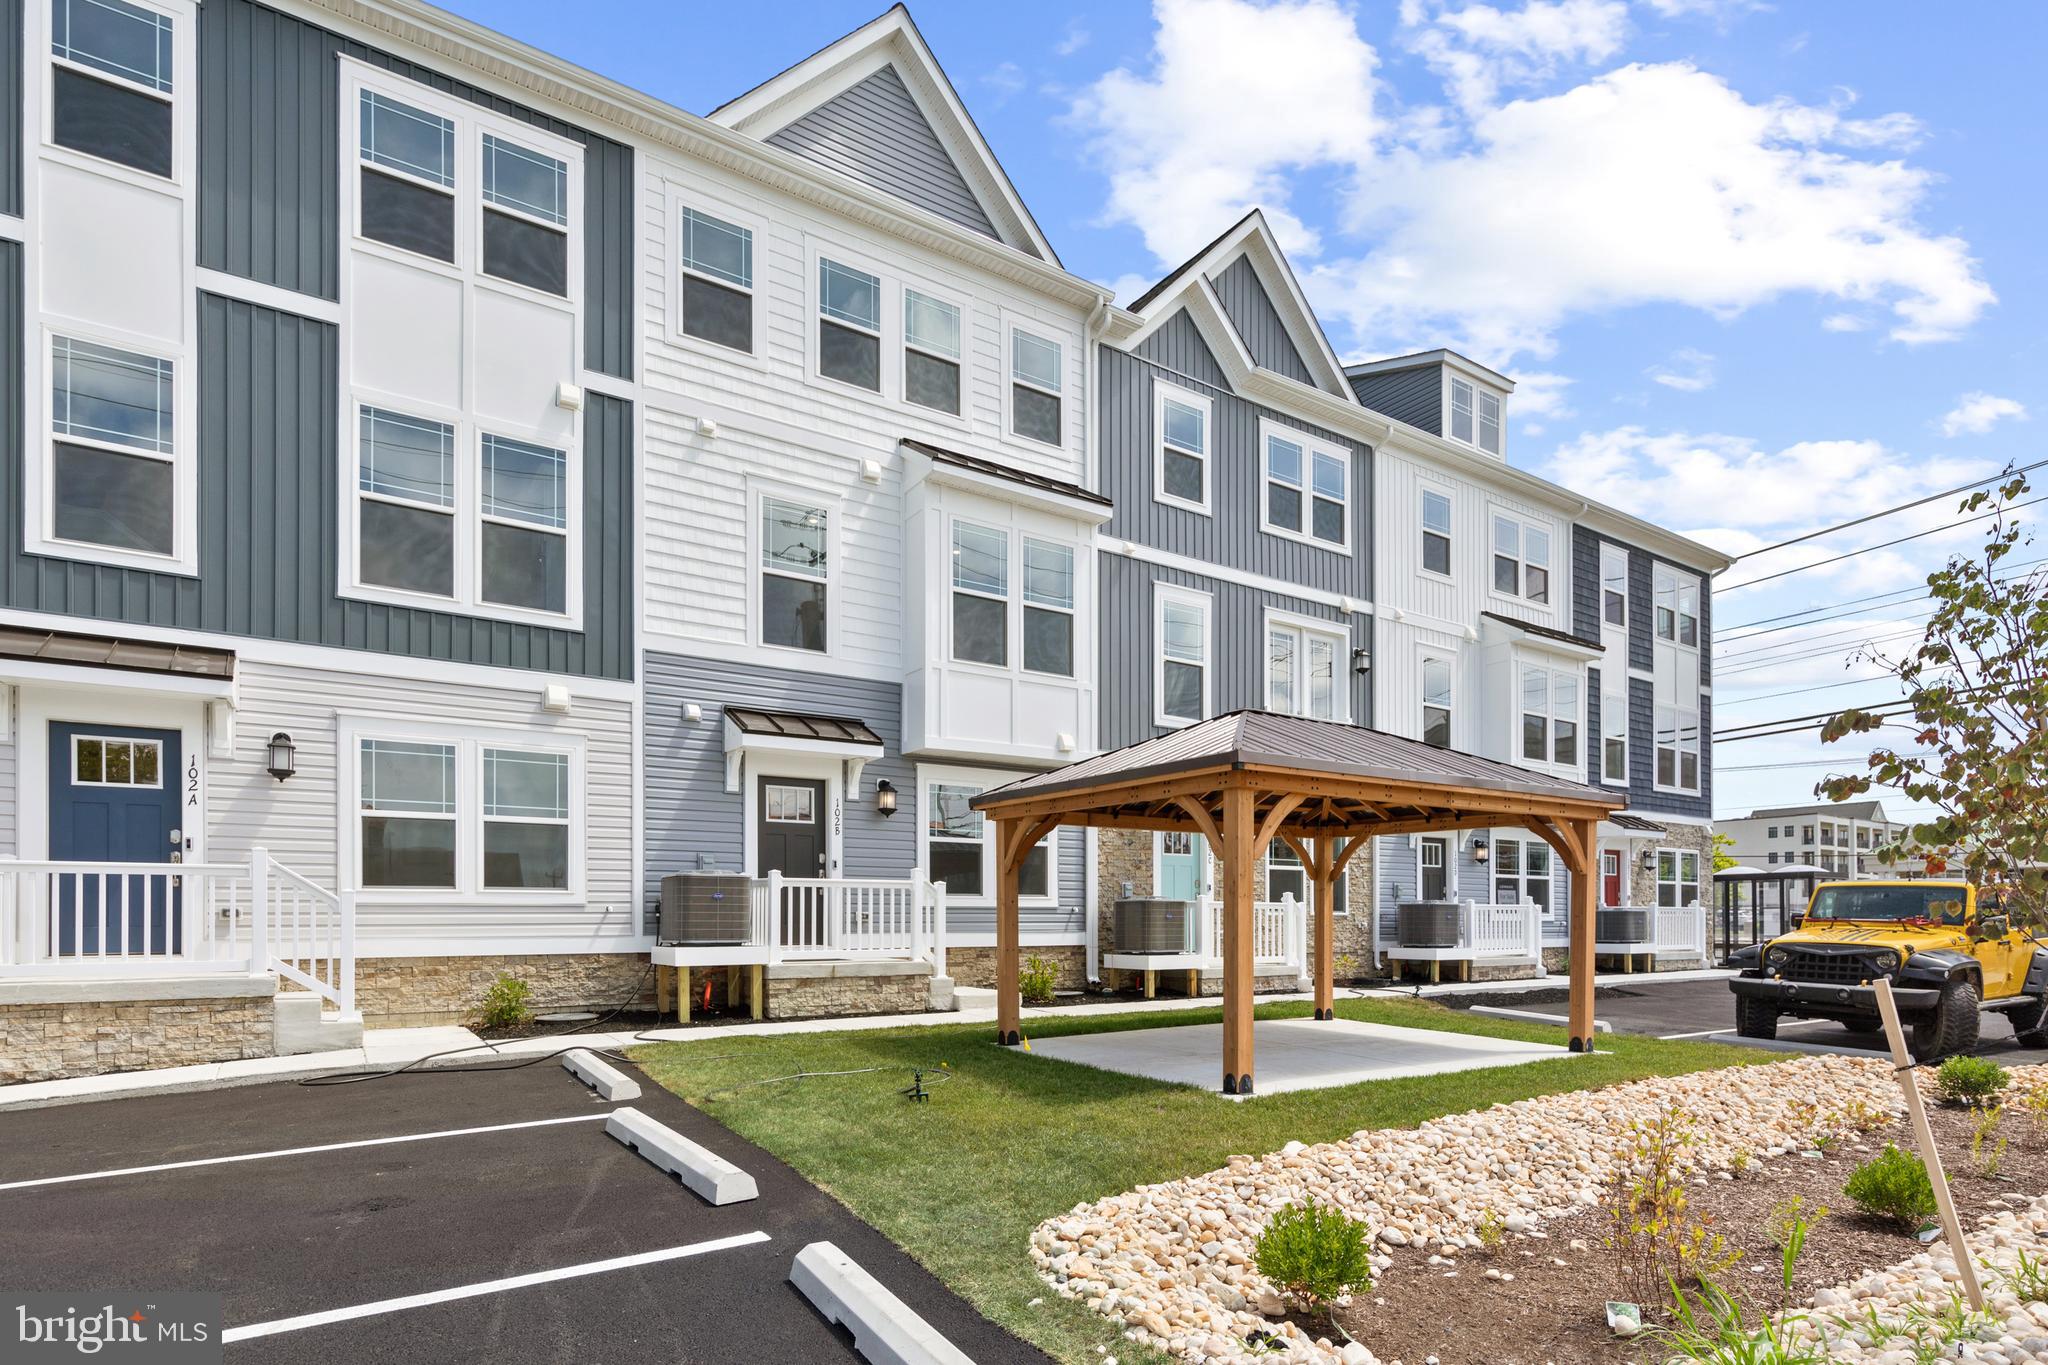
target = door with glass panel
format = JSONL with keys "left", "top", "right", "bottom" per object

{"left": 1266, "top": 623, "right": 1341, "bottom": 720}
{"left": 48, "top": 724, "right": 181, "bottom": 956}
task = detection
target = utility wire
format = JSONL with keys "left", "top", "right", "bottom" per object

{"left": 1717, "top": 752, "right": 1932, "bottom": 773}
{"left": 1715, "top": 555, "right": 2048, "bottom": 638}
{"left": 1716, "top": 615, "right": 1937, "bottom": 665}
{"left": 1717, "top": 496, "right": 2048, "bottom": 594}
{"left": 1714, "top": 672, "right": 1948, "bottom": 709}
{"left": 1714, "top": 627, "right": 1927, "bottom": 678}
{"left": 1727, "top": 459, "right": 2048, "bottom": 562}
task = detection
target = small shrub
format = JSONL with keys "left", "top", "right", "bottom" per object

{"left": 1765, "top": 1196, "right": 1825, "bottom": 1253}
{"left": 1605, "top": 1108, "right": 1739, "bottom": 1309}
{"left": 1838, "top": 1096, "right": 1892, "bottom": 1131}
{"left": 2015, "top": 1082, "right": 2048, "bottom": 1136}
{"left": 1253, "top": 1203, "right": 1374, "bottom": 1323}
{"left": 1019, "top": 955, "right": 1059, "bottom": 1005}
{"left": 1933, "top": 1055, "right": 2010, "bottom": 1107}
{"left": 1844, "top": 1144, "right": 1937, "bottom": 1231}
{"left": 1970, "top": 1105, "right": 2008, "bottom": 1178}
{"left": 1475, "top": 1207, "right": 1506, "bottom": 1253}
{"left": 477, "top": 974, "right": 533, "bottom": 1030}
{"left": 1729, "top": 1150, "right": 1751, "bottom": 1176}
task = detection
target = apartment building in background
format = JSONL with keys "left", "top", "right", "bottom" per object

{"left": 1722, "top": 799, "right": 1907, "bottom": 877}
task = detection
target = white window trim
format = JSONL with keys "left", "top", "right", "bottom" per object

{"left": 1419, "top": 647, "right": 1456, "bottom": 749}
{"left": 947, "top": 516, "right": 1010, "bottom": 670}
{"left": 1154, "top": 583, "right": 1212, "bottom": 730}
{"left": 1656, "top": 848, "right": 1702, "bottom": 908}
{"left": 337, "top": 714, "right": 587, "bottom": 906}
{"left": 1444, "top": 371, "right": 1505, "bottom": 458}
{"left": 37, "top": 0, "right": 193, "bottom": 193}
{"left": 811, "top": 246, "right": 888, "bottom": 399}
{"left": 1600, "top": 685, "right": 1629, "bottom": 787}
{"left": 1489, "top": 509, "right": 1554, "bottom": 607}
{"left": 751, "top": 481, "right": 837, "bottom": 659}
{"left": 1151, "top": 379, "right": 1212, "bottom": 517}
{"left": 1600, "top": 542, "right": 1630, "bottom": 631}
{"left": 1516, "top": 658, "right": 1582, "bottom": 774}
{"left": 68, "top": 733, "right": 166, "bottom": 788}
{"left": 669, "top": 190, "right": 766, "bottom": 365}
{"left": 1003, "top": 318, "right": 1067, "bottom": 451}
{"left": 1020, "top": 535, "right": 1078, "bottom": 680}
{"left": 1256, "top": 417, "right": 1351, "bottom": 555}
{"left": 900, "top": 279, "right": 972, "bottom": 430}
{"left": 1490, "top": 829, "right": 1557, "bottom": 921}
{"left": 1418, "top": 482, "right": 1455, "bottom": 583}
{"left": 917, "top": 763, "right": 1058, "bottom": 908}
{"left": 1653, "top": 703, "right": 1702, "bottom": 796}
{"left": 1261, "top": 607, "right": 1349, "bottom": 723}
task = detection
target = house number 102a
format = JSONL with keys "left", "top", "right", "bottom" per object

{"left": 186, "top": 754, "right": 200, "bottom": 810}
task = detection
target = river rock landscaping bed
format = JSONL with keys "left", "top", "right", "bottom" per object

{"left": 1029, "top": 1057, "right": 2048, "bottom": 1364}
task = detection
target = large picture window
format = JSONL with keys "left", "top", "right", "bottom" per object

{"left": 761, "top": 497, "right": 830, "bottom": 652}
{"left": 50, "top": 0, "right": 175, "bottom": 177}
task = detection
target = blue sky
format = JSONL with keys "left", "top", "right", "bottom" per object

{"left": 448, "top": 0, "right": 2044, "bottom": 827}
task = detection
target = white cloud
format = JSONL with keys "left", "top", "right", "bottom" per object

{"left": 1402, "top": 0, "right": 1630, "bottom": 113}
{"left": 1056, "top": 20, "right": 1092, "bottom": 57}
{"left": 1821, "top": 313, "right": 1870, "bottom": 332}
{"left": 1510, "top": 369, "right": 1575, "bottom": 418}
{"left": 1074, "top": 2, "right": 1994, "bottom": 365}
{"left": 1638, "top": 0, "right": 1767, "bottom": 22}
{"left": 981, "top": 62, "right": 1025, "bottom": 103}
{"left": 1940, "top": 392, "right": 2028, "bottom": 438}
{"left": 1649, "top": 347, "right": 1716, "bottom": 391}
{"left": 1101, "top": 272, "right": 1159, "bottom": 307}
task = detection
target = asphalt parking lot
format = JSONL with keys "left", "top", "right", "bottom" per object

{"left": 0, "top": 1057, "right": 1049, "bottom": 1364}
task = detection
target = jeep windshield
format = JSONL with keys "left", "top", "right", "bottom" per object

{"left": 1806, "top": 886, "right": 1967, "bottom": 925}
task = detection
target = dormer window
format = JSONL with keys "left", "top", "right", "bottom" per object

{"left": 1450, "top": 376, "right": 1502, "bottom": 456}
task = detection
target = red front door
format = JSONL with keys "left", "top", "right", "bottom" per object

{"left": 1601, "top": 850, "right": 1622, "bottom": 908}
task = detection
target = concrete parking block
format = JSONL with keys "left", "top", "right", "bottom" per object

{"left": 791, "top": 1240, "right": 974, "bottom": 1365}
{"left": 562, "top": 1049, "right": 641, "bottom": 1101}
{"left": 605, "top": 1106, "right": 758, "bottom": 1204}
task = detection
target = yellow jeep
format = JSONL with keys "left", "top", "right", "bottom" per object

{"left": 1728, "top": 879, "right": 2047, "bottom": 1060}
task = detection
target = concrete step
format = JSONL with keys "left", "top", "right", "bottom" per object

{"left": 951, "top": 985, "right": 997, "bottom": 1011}
{"left": 272, "top": 991, "right": 364, "bottom": 1055}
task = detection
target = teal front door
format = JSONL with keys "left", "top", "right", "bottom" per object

{"left": 1158, "top": 832, "right": 1204, "bottom": 901}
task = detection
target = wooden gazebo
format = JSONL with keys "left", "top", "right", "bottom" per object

{"left": 971, "top": 711, "right": 1624, "bottom": 1094}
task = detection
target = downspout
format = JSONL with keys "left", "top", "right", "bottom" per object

{"left": 1082, "top": 291, "right": 1113, "bottom": 985}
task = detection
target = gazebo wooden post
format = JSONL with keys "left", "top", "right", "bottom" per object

{"left": 1221, "top": 784, "right": 1255, "bottom": 1094}
{"left": 995, "top": 816, "right": 1022, "bottom": 1047}
{"left": 1566, "top": 817, "right": 1599, "bottom": 1052}
{"left": 1312, "top": 836, "right": 1337, "bottom": 1021}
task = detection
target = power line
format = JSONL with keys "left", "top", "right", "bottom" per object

{"left": 1728, "top": 459, "right": 2048, "bottom": 563}
{"left": 1717, "top": 752, "right": 1932, "bottom": 773}
{"left": 1717, "top": 496, "right": 2048, "bottom": 594}
{"left": 1714, "top": 555, "right": 2048, "bottom": 643}
{"left": 1714, "top": 627, "right": 1927, "bottom": 678}
{"left": 1715, "top": 672, "right": 1945, "bottom": 709}
{"left": 1716, "top": 614, "right": 1935, "bottom": 665}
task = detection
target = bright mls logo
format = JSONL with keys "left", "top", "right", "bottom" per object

{"left": 4, "top": 1295, "right": 220, "bottom": 1363}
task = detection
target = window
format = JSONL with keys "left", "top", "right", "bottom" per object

{"left": 764, "top": 784, "right": 815, "bottom": 823}
{"left": 480, "top": 434, "right": 567, "bottom": 614}
{"left": 1654, "top": 565, "right": 1700, "bottom": 645}
{"left": 482, "top": 749, "right": 568, "bottom": 889}
{"left": 480, "top": 133, "right": 568, "bottom": 295}
{"left": 1449, "top": 377, "right": 1503, "bottom": 456}
{"left": 358, "top": 89, "right": 455, "bottom": 262}
{"left": 1023, "top": 539, "right": 1075, "bottom": 677}
{"left": 1802, "top": 824, "right": 1815, "bottom": 845}
{"left": 1820, "top": 826, "right": 1834, "bottom": 846}
{"left": 1520, "top": 666, "right": 1579, "bottom": 767}
{"left": 1768, "top": 851, "right": 1779, "bottom": 865}
{"left": 951, "top": 522, "right": 1008, "bottom": 667}
{"left": 1010, "top": 330, "right": 1063, "bottom": 445}
{"left": 1478, "top": 390, "right": 1502, "bottom": 455}
{"left": 1154, "top": 384, "right": 1210, "bottom": 512}
{"left": 1421, "top": 656, "right": 1453, "bottom": 749}
{"left": 50, "top": 0, "right": 174, "bottom": 177}
{"left": 679, "top": 207, "right": 754, "bottom": 352}
{"left": 360, "top": 739, "right": 457, "bottom": 889}
{"left": 1421, "top": 488, "right": 1452, "bottom": 576}
{"left": 761, "top": 497, "right": 829, "bottom": 652}
{"left": 1601, "top": 687, "right": 1627, "bottom": 783}
{"left": 1601, "top": 543, "right": 1628, "bottom": 628}
{"left": 1766, "top": 825, "right": 1777, "bottom": 839}
{"left": 926, "top": 781, "right": 1049, "bottom": 899}
{"left": 1266, "top": 619, "right": 1342, "bottom": 720}
{"left": 357, "top": 406, "right": 455, "bottom": 599}
{"left": 1261, "top": 422, "right": 1349, "bottom": 549}
{"left": 71, "top": 734, "right": 162, "bottom": 786}
{"left": 48, "top": 334, "right": 176, "bottom": 559}
{"left": 1492, "top": 835, "right": 1553, "bottom": 913}
{"left": 1491, "top": 515, "right": 1550, "bottom": 603}
{"left": 819, "top": 259, "right": 881, "bottom": 391}
{"left": 1156, "top": 589, "right": 1210, "bottom": 726}
{"left": 1266, "top": 842, "right": 1307, "bottom": 903}
{"left": 1657, "top": 850, "right": 1700, "bottom": 908}
{"left": 1655, "top": 705, "right": 1701, "bottom": 792}
{"left": 904, "top": 289, "right": 963, "bottom": 416}
{"left": 1451, "top": 377, "right": 1474, "bottom": 445}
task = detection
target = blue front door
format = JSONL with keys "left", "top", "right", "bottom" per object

{"left": 49, "top": 723, "right": 183, "bottom": 955}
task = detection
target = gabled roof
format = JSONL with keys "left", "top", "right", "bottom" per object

{"left": 1345, "top": 348, "right": 1514, "bottom": 391}
{"left": 1741, "top": 800, "right": 1894, "bottom": 823}
{"left": 706, "top": 5, "right": 1058, "bottom": 264}
{"left": 1116, "top": 210, "right": 1353, "bottom": 399}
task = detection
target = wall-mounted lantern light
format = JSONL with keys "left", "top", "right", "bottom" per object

{"left": 1351, "top": 647, "right": 1372, "bottom": 675}
{"left": 1641, "top": 847, "right": 1658, "bottom": 870}
{"left": 265, "top": 732, "right": 297, "bottom": 782}
{"left": 875, "top": 779, "right": 898, "bottom": 817}
{"left": 1472, "top": 836, "right": 1490, "bottom": 865}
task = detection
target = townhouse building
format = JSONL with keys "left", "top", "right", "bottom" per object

{"left": 1722, "top": 799, "right": 1905, "bottom": 877}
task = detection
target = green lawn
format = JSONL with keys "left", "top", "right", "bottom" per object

{"left": 632, "top": 996, "right": 1757, "bottom": 1364}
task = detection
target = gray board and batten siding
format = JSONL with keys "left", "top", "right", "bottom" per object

{"left": 1, "top": 0, "right": 19, "bottom": 218}
{"left": 196, "top": 0, "right": 635, "bottom": 379}
{"left": 1348, "top": 363, "right": 1442, "bottom": 436}
{"left": 1210, "top": 256, "right": 1314, "bottom": 385}
{"left": 765, "top": 62, "right": 1006, "bottom": 249}
{"left": 642, "top": 652, "right": 1085, "bottom": 937}
{"left": 0, "top": 274, "right": 636, "bottom": 678}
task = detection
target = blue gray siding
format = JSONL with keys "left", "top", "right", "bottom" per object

{"left": 195, "top": 0, "right": 635, "bottom": 378}
{"left": 642, "top": 652, "right": 1083, "bottom": 936}
{"left": 1377, "top": 832, "right": 1570, "bottom": 945}
{"left": 0, "top": 292, "right": 634, "bottom": 678}
{"left": 1098, "top": 553, "right": 1370, "bottom": 751}
{"left": 1098, "top": 319, "right": 1373, "bottom": 595}
{"left": 1348, "top": 365, "right": 1441, "bottom": 434}
{"left": 764, "top": 63, "right": 1003, "bottom": 248}
{"left": 1131, "top": 308, "right": 1228, "bottom": 389}
{"left": 1, "top": 0, "right": 18, "bottom": 218}
{"left": 1212, "top": 256, "right": 1312, "bottom": 384}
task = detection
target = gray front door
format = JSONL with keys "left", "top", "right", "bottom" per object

{"left": 757, "top": 778, "right": 826, "bottom": 878}
{"left": 1420, "top": 838, "right": 1448, "bottom": 902}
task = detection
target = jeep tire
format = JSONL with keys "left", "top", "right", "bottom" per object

{"left": 1734, "top": 993, "right": 1778, "bottom": 1041}
{"left": 1911, "top": 980, "right": 1981, "bottom": 1061}
{"left": 2009, "top": 995, "right": 2048, "bottom": 1045}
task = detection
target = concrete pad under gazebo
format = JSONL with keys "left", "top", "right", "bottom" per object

{"left": 970, "top": 710, "right": 1624, "bottom": 1095}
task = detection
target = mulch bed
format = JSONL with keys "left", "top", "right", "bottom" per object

{"left": 1337, "top": 1101, "right": 2048, "bottom": 1365}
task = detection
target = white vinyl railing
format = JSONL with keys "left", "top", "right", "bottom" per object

{"left": 742, "top": 872, "right": 948, "bottom": 974}
{"left": 1196, "top": 894, "right": 1310, "bottom": 973}
{"left": 1654, "top": 901, "right": 1705, "bottom": 956}
{"left": 0, "top": 848, "right": 356, "bottom": 1018}
{"left": 1387, "top": 901, "right": 1544, "bottom": 964}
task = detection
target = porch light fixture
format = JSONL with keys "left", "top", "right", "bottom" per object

{"left": 1351, "top": 647, "right": 1371, "bottom": 674}
{"left": 1642, "top": 847, "right": 1658, "bottom": 869}
{"left": 265, "top": 732, "right": 297, "bottom": 783}
{"left": 1472, "top": 837, "right": 1489, "bottom": 865}
{"left": 874, "top": 779, "right": 898, "bottom": 817}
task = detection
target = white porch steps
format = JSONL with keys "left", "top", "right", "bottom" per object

{"left": 272, "top": 991, "right": 363, "bottom": 1055}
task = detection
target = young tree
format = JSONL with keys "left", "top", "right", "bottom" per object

{"left": 1819, "top": 471, "right": 2048, "bottom": 922}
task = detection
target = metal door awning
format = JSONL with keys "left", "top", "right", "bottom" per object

{"left": 721, "top": 707, "right": 887, "bottom": 794}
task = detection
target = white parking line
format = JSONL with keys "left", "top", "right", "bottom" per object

{"left": 221, "top": 1231, "right": 773, "bottom": 1342}
{"left": 0, "top": 1113, "right": 612, "bottom": 1193}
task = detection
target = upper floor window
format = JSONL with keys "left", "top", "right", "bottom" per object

{"left": 479, "top": 133, "right": 569, "bottom": 295}
{"left": 1156, "top": 588, "right": 1210, "bottom": 727}
{"left": 479, "top": 433, "right": 568, "bottom": 614}
{"left": 51, "top": 0, "right": 174, "bottom": 178}
{"left": 1520, "top": 665, "right": 1579, "bottom": 767}
{"left": 1023, "top": 538, "right": 1076, "bottom": 677}
{"left": 1767, "top": 825, "right": 1778, "bottom": 839}
{"left": 819, "top": 259, "right": 882, "bottom": 392}
{"left": 1154, "top": 383, "right": 1210, "bottom": 514}
{"left": 1492, "top": 515, "right": 1551, "bottom": 604}
{"left": 48, "top": 334, "right": 177, "bottom": 561}
{"left": 1602, "top": 687, "right": 1627, "bottom": 784}
{"left": 1421, "top": 656, "right": 1453, "bottom": 749}
{"left": 358, "top": 90, "right": 456, "bottom": 262}
{"left": 1654, "top": 565, "right": 1700, "bottom": 646}
{"left": 1601, "top": 543, "right": 1628, "bottom": 628}
{"left": 680, "top": 207, "right": 754, "bottom": 353}
{"left": 1802, "top": 824, "right": 1814, "bottom": 844}
{"left": 1655, "top": 705, "right": 1701, "bottom": 793}
{"left": 1010, "top": 330, "right": 1063, "bottom": 446}
{"left": 1266, "top": 619, "right": 1342, "bottom": 721}
{"left": 357, "top": 406, "right": 454, "bottom": 599}
{"left": 951, "top": 522, "right": 1008, "bottom": 667}
{"left": 1421, "top": 488, "right": 1452, "bottom": 576}
{"left": 904, "top": 290, "right": 963, "bottom": 416}
{"left": 1449, "top": 376, "right": 1502, "bottom": 456}
{"left": 761, "top": 496, "right": 829, "bottom": 652}
{"left": 1261, "top": 422, "right": 1349, "bottom": 550}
